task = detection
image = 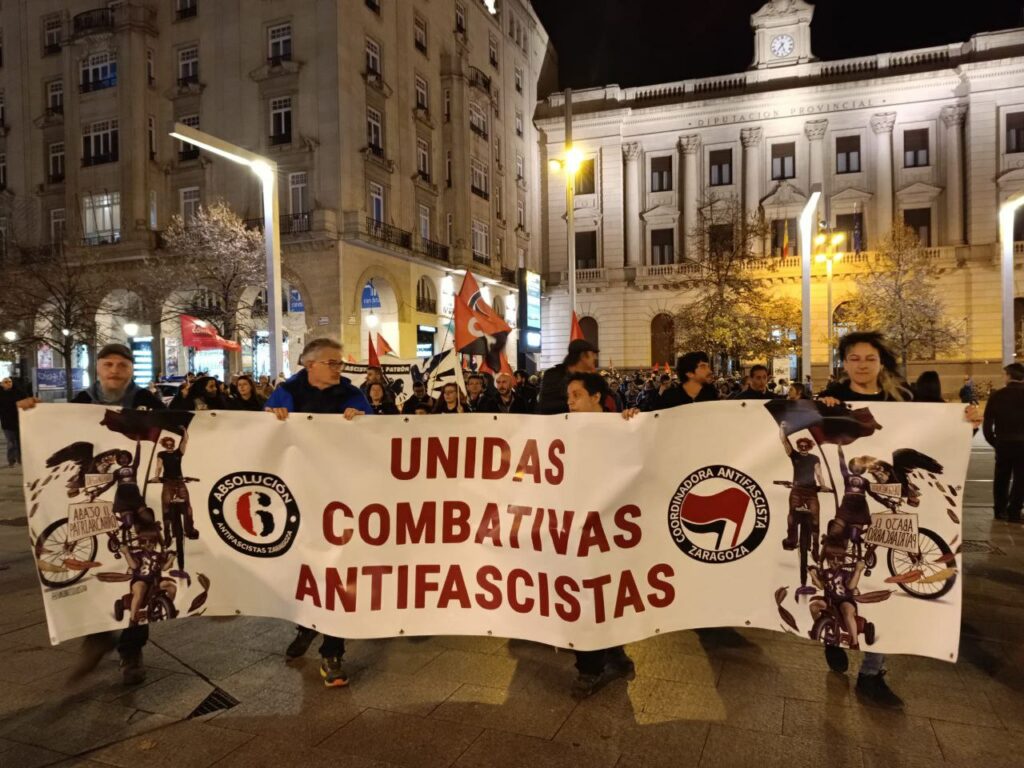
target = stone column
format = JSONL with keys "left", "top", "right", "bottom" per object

{"left": 678, "top": 135, "right": 701, "bottom": 259}
{"left": 941, "top": 104, "right": 967, "bottom": 246}
{"left": 804, "top": 119, "right": 828, "bottom": 192}
{"left": 870, "top": 112, "right": 897, "bottom": 237}
{"left": 622, "top": 142, "right": 642, "bottom": 266}
{"left": 741, "top": 127, "right": 763, "bottom": 256}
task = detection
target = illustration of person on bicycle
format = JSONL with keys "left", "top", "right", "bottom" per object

{"left": 118, "top": 526, "right": 177, "bottom": 626}
{"left": 150, "top": 431, "right": 199, "bottom": 549}
{"left": 778, "top": 421, "right": 828, "bottom": 562}
{"left": 807, "top": 520, "right": 875, "bottom": 650}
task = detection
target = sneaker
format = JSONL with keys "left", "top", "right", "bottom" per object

{"left": 320, "top": 656, "right": 349, "bottom": 687}
{"left": 285, "top": 626, "right": 318, "bottom": 660}
{"left": 824, "top": 644, "right": 849, "bottom": 673}
{"left": 781, "top": 538, "right": 798, "bottom": 551}
{"left": 571, "top": 672, "right": 607, "bottom": 700}
{"left": 119, "top": 649, "right": 146, "bottom": 686}
{"left": 856, "top": 671, "right": 904, "bottom": 709}
{"left": 70, "top": 632, "right": 117, "bottom": 681}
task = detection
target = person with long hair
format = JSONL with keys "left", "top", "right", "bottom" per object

{"left": 366, "top": 381, "right": 400, "bottom": 414}
{"left": 912, "top": 370, "right": 945, "bottom": 403}
{"left": 231, "top": 375, "right": 266, "bottom": 411}
{"left": 432, "top": 382, "right": 465, "bottom": 414}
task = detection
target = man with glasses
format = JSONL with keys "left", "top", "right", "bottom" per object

{"left": 266, "top": 337, "right": 372, "bottom": 687}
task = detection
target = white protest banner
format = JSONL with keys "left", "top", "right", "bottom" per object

{"left": 21, "top": 399, "right": 970, "bottom": 661}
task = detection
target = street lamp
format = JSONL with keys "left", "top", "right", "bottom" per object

{"left": 799, "top": 186, "right": 822, "bottom": 382}
{"left": 2, "top": 331, "right": 15, "bottom": 342}
{"left": 169, "top": 122, "right": 283, "bottom": 378}
{"left": 815, "top": 232, "right": 846, "bottom": 374}
{"left": 999, "top": 192, "right": 1024, "bottom": 366}
{"left": 549, "top": 145, "right": 584, "bottom": 315}
{"left": 123, "top": 322, "right": 139, "bottom": 338}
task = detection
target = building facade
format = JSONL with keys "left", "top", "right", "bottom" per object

{"left": 0, "top": 0, "right": 555, "bottom": 382}
{"left": 536, "top": 0, "right": 1024, "bottom": 389}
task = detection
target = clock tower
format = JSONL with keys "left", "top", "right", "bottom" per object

{"left": 750, "top": 0, "right": 815, "bottom": 70}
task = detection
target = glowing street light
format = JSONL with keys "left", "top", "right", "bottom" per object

{"left": 2, "top": 331, "right": 16, "bottom": 342}
{"left": 123, "top": 322, "right": 139, "bottom": 338}
{"left": 815, "top": 231, "right": 846, "bottom": 373}
{"left": 61, "top": 328, "right": 70, "bottom": 337}
{"left": 169, "top": 122, "right": 283, "bottom": 377}
{"left": 999, "top": 192, "right": 1024, "bottom": 365}
{"left": 549, "top": 144, "right": 585, "bottom": 315}
{"left": 799, "top": 185, "right": 822, "bottom": 382}
{"left": 365, "top": 311, "right": 380, "bottom": 329}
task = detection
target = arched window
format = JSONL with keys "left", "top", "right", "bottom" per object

{"left": 650, "top": 313, "right": 674, "bottom": 366}
{"left": 416, "top": 276, "right": 436, "bottom": 314}
{"left": 491, "top": 295, "right": 506, "bottom": 321}
{"left": 579, "top": 316, "right": 599, "bottom": 351}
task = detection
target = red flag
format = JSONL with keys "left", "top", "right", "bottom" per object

{"left": 480, "top": 352, "right": 514, "bottom": 377}
{"left": 664, "top": 363, "right": 672, "bottom": 375}
{"left": 180, "top": 315, "right": 240, "bottom": 351}
{"left": 570, "top": 312, "right": 585, "bottom": 342}
{"left": 458, "top": 272, "right": 510, "bottom": 332}
{"left": 376, "top": 334, "right": 395, "bottom": 357}
{"left": 678, "top": 488, "right": 751, "bottom": 550}
{"left": 367, "top": 332, "right": 380, "bottom": 368}
{"left": 454, "top": 293, "right": 507, "bottom": 354}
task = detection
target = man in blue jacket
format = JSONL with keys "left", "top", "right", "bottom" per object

{"left": 266, "top": 337, "right": 372, "bottom": 687}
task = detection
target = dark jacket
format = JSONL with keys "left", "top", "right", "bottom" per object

{"left": 72, "top": 381, "right": 166, "bottom": 410}
{"left": 495, "top": 392, "right": 530, "bottom": 414}
{"left": 265, "top": 369, "right": 373, "bottom": 415}
{"left": 984, "top": 381, "right": 1024, "bottom": 446}
{"left": 370, "top": 400, "right": 400, "bottom": 415}
{"left": 465, "top": 394, "right": 499, "bottom": 413}
{"left": 820, "top": 381, "right": 909, "bottom": 403}
{"left": 536, "top": 363, "right": 570, "bottom": 414}
{"left": 652, "top": 383, "right": 719, "bottom": 410}
{"left": 401, "top": 395, "right": 436, "bottom": 415}
{"left": 230, "top": 394, "right": 266, "bottom": 411}
{"left": 0, "top": 383, "right": 28, "bottom": 430}
{"left": 733, "top": 388, "right": 783, "bottom": 400}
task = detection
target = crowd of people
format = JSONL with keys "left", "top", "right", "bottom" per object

{"left": 7, "top": 328, "right": 996, "bottom": 707}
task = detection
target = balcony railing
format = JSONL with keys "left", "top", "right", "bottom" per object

{"left": 270, "top": 132, "right": 292, "bottom": 146}
{"left": 81, "top": 231, "right": 121, "bottom": 246}
{"left": 177, "top": 74, "right": 200, "bottom": 88}
{"left": 366, "top": 217, "right": 412, "bottom": 249}
{"left": 267, "top": 53, "right": 292, "bottom": 66}
{"left": 179, "top": 148, "right": 200, "bottom": 161}
{"left": 472, "top": 252, "right": 490, "bottom": 265}
{"left": 417, "top": 297, "right": 437, "bottom": 314}
{"left": 420, "top": 237, "right": 450, "bottom": 262}
{"left": 79, "top": 77, "right": 116, "bottom": 93}
{"left": 469, "top": 66, "right": 492, "bottom": 94}
{"left": 72, "top": 9, "right": 114, "bottom": 36}
{"left": 176, "top": 4, "right": 198, "bottom": 20}
{"left": 46, "top": 105, "right": 63, "bottom": 117}
{"left": 243, "top": 212, "right": 312, "bottom": 235}
{"left": 368, "top": 143, "right": 385, "bottom": 158}
{"left": 82, "top": 152, "right": 118, "bottom": 167}
{"left": 471, "top": 185, "right": 490, "bottom": 200}
{"left": 48, "top": 173, "right": 65, "bottom": 184}
{"left": 470, "top": 123, "right": 489, "bottom": 140}
{"left": 417, "top": 170, "right": 432, "bottom": 184}
{"left": 44, "top": 42, "right": 62, "bottom": 56}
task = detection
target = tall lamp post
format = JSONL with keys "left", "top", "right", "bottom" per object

{"left": 799, "top": 185, "right": 822, "bottom": 383}
{"left": 814, "top": 232, "right": 846, "bottom": 374}
{"left": 548, "top": 149, "right": 583, "bottom": 311}
{"left": 168, "top": 123, "right": 284, "bottom": 378}
{"left": 999, "top": 192, "right": 1024, "bottom": 366}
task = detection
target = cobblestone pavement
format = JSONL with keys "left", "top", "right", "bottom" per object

{"left": 0, "top": 433, "right": 1022, "bottom": 768}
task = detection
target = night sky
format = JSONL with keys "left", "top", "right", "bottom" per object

{"left": 529, "top": 0, "right": 1024, "bottom": 90}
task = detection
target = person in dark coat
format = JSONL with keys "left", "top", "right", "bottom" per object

{"left": 733, "top": 364, "right": 783, "bottom": 400}
{"left": 536, "top": 339, "right": 599, "bottom": 414}
{"left": 984, "top": 362, "right": 1024, "bottom": 523}
{"left": 0, "top": 376, "right": 27, "bottom": 465}
{"left": 173, "top": 375, "right": 230, "bottom": 411}
{"left": 366, "top": 382, "right": 400, "bottom": 414}
{"left": 465, "top": 374, "right": 498, "bottom": 413}
{"left": 230, "top": 374, "right": 266, "bottom": 411}
{"left": 494, "top": 372, "right": 529, "bottom": 413}
{"left": 651, "top": 351, "right": 719, "bottom": 409}
{"left": 401, "top": 381, "right": 435, "bottom": 415}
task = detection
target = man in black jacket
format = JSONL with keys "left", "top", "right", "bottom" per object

{"left": 984, "top": 363, "right": 1024, "bottom": 522}
{"left": 401, "top": 381, "right": 435, "bottom": 415}
{"left": 465, "top": 373, "right": 498, "bottom": 413}
{"left": 494, "top": 372, "right": 528, "bottom": 414}
{"left": 651, "top": 351, "right": 719, "bottom": 409}
{"left": 733, "top": 364, "right": 783, "bottom": 400}
{"left": 0, "top": 376, "right": 27, "bottom": 466}
{"left": 536, "top": 339, "right": 599, "bottom": 414}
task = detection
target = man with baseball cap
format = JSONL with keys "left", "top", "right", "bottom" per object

{"left": 18, "top": 342, "right": 165, "bottom": 685}
{"left": 537, "top": 338, "right": 602, "bottom": 414}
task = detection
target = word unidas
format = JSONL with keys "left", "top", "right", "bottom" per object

{"left": 391, "top": 437, "right": 565, "bottom": 485}
{"left": 294, "top": 562, "right": 675, "bottom": 623}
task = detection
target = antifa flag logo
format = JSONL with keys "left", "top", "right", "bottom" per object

{"left": 235, "top": 491, "right": 276, "bottom": 537}
{"left": 668, "top": 466, "right": 770, "bottom": 563}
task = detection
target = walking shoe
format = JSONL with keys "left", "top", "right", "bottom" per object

{"left": 285, "top": 626, "right": 318, "bottom": 660}
{"left": 119, "top": 649, "right": 146, "bottom": 686}
{"left": 608, "top": 648, "right": 636, "bottom": 681}
{"left": 571, "top": 672, "right": 607, "bottom": 700}
{"left": 319, "top": 656, "right": 349, "bottom": 687}
{"left": 856, "top": 671, "right": 904, "bottom": 708}
{"left": 70, "top": 632, "right": 117, "bottom": 680}
{"left": 824, "top": 644, "right": 849, "bottom": 673}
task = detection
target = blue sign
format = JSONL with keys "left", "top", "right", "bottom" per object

{"left": 289, "top": 289, "right": 305, "bottom": 313}
{"left": 361, "top": 282, "right": 381, "bottom": 310}
{"left": 519, "top": 270, "right": 542, "bottom": 351}
{"left": 37, "top": 368, "right": 85, "bottom": 390}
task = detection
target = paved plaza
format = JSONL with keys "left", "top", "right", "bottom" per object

{"left": 0, "top": 434, "right": 1022, "bottom": 768}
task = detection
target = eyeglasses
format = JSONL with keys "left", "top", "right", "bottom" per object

{"left": 313, "top": 359, "right": 344, "bottom": 369}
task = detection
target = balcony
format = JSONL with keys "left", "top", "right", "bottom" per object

{"left": 470, "top": 123, "right": 489, "bottom": 140}
{"left": 177, "top": 74, "right": 200, "bottom": 88}
{"left": 82, "top": 152, "right": 118, "bottom": 167}
{"left": 270, "top": 132, "right": 292, "bottom": 146}
{"left": 81, "top": 231, "right": 121, "bottom": 246}
{"left": 178, "top": 147, "right": 200, "bottom": 161}
{"left": 176, "top": 4, "right": 198, "bottom": 20}
{"left": 415, "top": 39, "right": 427, "bottom": 54}
{"left": 72, "top": 9, "right": 114, "bottom": 37}
{"left": 472, "top": 251, "right": 490, "bottom": 265}
{"left": 469, "top": 66, "right": 492, "bottom": 94}
{"left": 416, "top": 170, "right": 432, "bottom": 184}
{"left": 48, "top": 173, "right": 65, "bottom": 184}
{"left": 46, "top": 105, "right": 63, "bottom": 117}
{"left": 267, "top": 53, "right": 292, "bottom": 67}
{"left": 44, "top": 42, "right": 62, "bottom": 56}
{"left": 368, "top": 143, "right": 385, "bottom": 159}
{"left": 366, "top": 217, "right": 412, "bottom": 249}
{"left": 420, "top": 237, "right": 450, "bottom": 262}
{"left": 471, "top": 185, "right": 490, "bottom": 201}
{"left": 243, "top": 212, "right": 312, "bottom": 236}
{"left": 79, "top": 77, "right": 116, "bottom": 93}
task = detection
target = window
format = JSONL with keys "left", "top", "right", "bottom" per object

{"left": 414, "top": 16, "right": 428, "bottom": 53}
{"left": 575, "top": 231, "right": 597, "bottom": 269}
{"left": 0, "top": 95, "right": 6, "bottom": 127}
{"left": 903, "top": 129, "right": 929, "bottom": 168}
{"left": 82, "top": 119, "right": 119, "bottom": 166}
{"left": 149, "top": 190, "right": 158, "bottom": 230}
{"left": 495, "top": 184, "right": 502, "bottom": 217}
{"left": 44, "top": 18, "right": 61, "bottom": 54}
{"left": 651, "top": 229, "right": 674, "bottom": 265}
{"left": 650, "top": 156, "right": 672, "bottom": 192}
{"left": 419, "top": 204, "right": 430, "bottom": 240}
{"left": 365, "top": 38, "right": 381, "bottom": 76}
{"left": 445, "top": 150, "right": 452, "bottom": 187}
{"left": 574, "top": 158, "right": 595, "bottom": 195}
{"left": 178, "top": 46, "right": 198, "bottom": 85}
{"left": 366, "top": 0, "right": 381, "bottom": 13}
{"left": 176, "top": 0, "right": 198, "bottom": 20}
{"left": 0, "top": 154, "right": 6, "bottom": 190}
{"left": 268, "top": 24, "right": 292, "bottom": 63}
{"left": 515, "top": 110, "right": 523, "bottom": 137}
{"left": 180, "top": 187, "right": 200, "bottom": 224}
{"left": 903, "top": 207, "right": 931, "bottom": 246}
{"left": 416, "top": 138, "right": 430, "bottom": 179}
{"left": 366, "top": 107, "right": 383, "bottom": 152}
{"left": 835, "top": 212, "right": 866, "bottom": 252}
{"left": 472, "top": 219, "right": 489, "bottom": 262}
{"left": 177, "top": 114, "right": 199, "bottom": 159}
{"left": 417, "top": 276, "right": 435, "bottom": 313}
{"left": 770, "top": 218, "right": 798, "bottom": 257}
{"left": 47, "top": 80, "right": 63, "bottom": 112}
{"left": 80, "top": 51, "right": 117, "bottom": 92}
{"left": 48, "top": 142, "right": 65, "bottom": 182}
{"left": 446, "top": 213, "right": 453, "bottom": 245}
{"left": 270, "top": 97, "right": 292, "bottom": 144}
{"left": 146, "top": 49, "right": 154, "bottom": 85}
{"left": 455, "top": 2, "right": 466, "bottom": 34}
{"left": 443, "top": 89, "right": 451, "bottom": 121}
{"left": 514, "top": 66, "right": 523, "bottom": 94}
{"left": 369, "top": 182, "right": 384, "bottom": 222}
{"left": 709, "top": 223, "right": 734, "bottom": 254}
{"left": 836, "top": 135, "right": 861, "bottom": 174}
{"left": 517, "top": 198, "right": 526, "bottom": 229}
{"left": 148, "top": 116, "right": 156, "bottom": 159}
{"left": 489, "top": 36, "right": 498, "bottom": 67}
{"left": 515, "top": 152, "right": 525, "bottom": 181}
{"left": 50, "top": 208, "right": 66, "bottom": 244}
{"left": 414, "top": 76, "right": 428, "bottom": 110}
{"left": 471, "top": 158, "right": 489, "bottom": 198}
{"left": 470, "top": 102, "right": 488, "bottom": 138}
{"left": 289, "top": 172, "right": 308, "bottom": 215}
{"left": 709, "top": 149, "right": 732, "bottom": 186}
{"left": 771, "top": 142, "right": 795, "bottom": 180}
{"left": 1008, "top": 112, "right": 1024, "bottom": 154}
{"left": 82, "top": 192, "right": 121, "bottom": 245}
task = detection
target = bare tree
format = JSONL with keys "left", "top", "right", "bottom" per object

{"left": 839, "top": 226, "right": 963, "bottom": 373}
{"left": 671, "top": 196, "right": 799, "bottom": 371}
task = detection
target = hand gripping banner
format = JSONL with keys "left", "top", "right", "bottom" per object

{"left": 21, "top": 400, "right": 971, "bottom": 661}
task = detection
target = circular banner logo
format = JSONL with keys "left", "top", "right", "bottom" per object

{"left": 208, "top": 473, "right": 300, "bottom": 558}
{"left": 667, "top": 465, "right": 769, "bottom": 563}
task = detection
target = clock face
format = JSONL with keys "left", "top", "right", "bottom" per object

{"left": 770, "top": 34, "right": 795, "bottom": 58}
